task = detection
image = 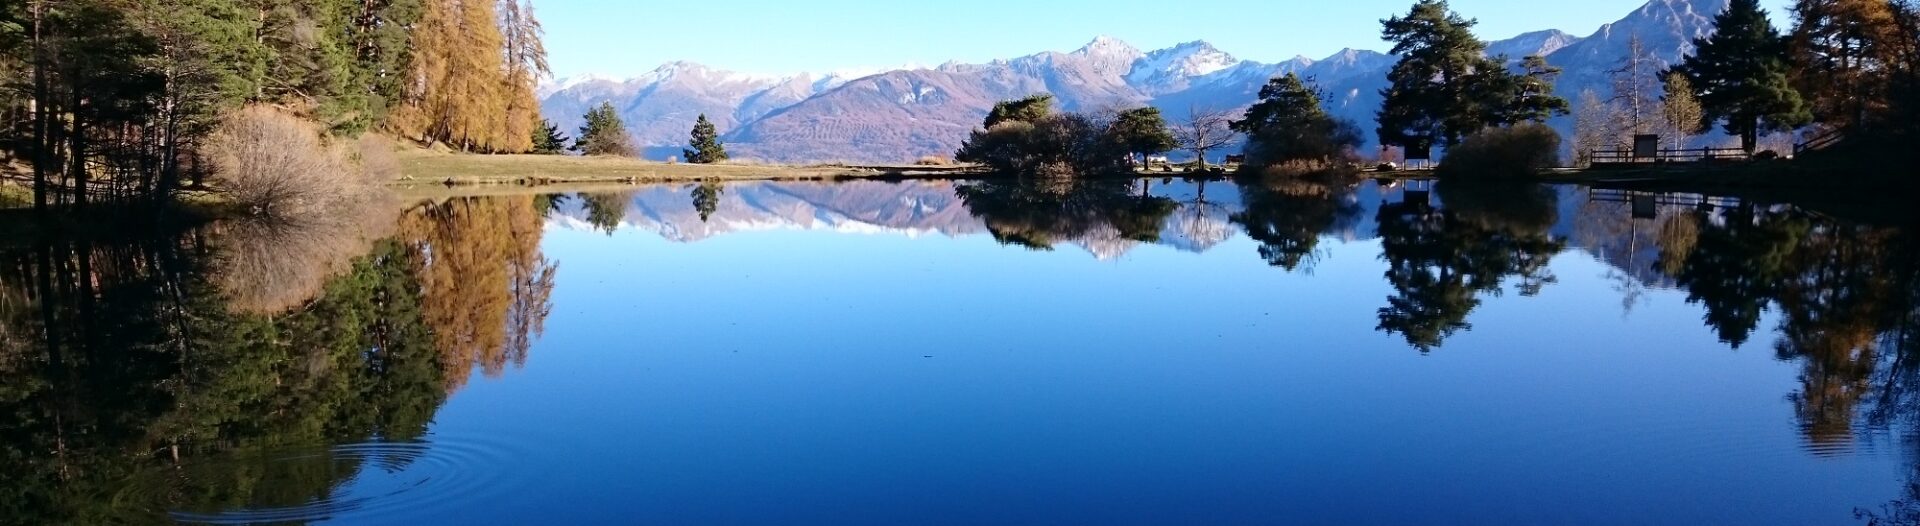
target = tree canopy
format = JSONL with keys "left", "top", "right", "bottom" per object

{"left": 1676, "top": 0, "right": 1811, "bottom": 153}
{"left": 1233, "top": 73, "right": 1365, "bottom": 167}
{"left": 684, "top": 114, "right": 728, "bottom": 164}
{"left": 574, "top": 102, "right": 635, "bottom": 157}
{"left": 1375, "top": 1, "right": 1567, "bottom": 151}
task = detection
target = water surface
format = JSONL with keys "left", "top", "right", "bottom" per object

{"left": 3, "top": 177, "right": 1917, "bottom": 525}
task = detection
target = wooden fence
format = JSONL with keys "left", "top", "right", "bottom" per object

{"left": 1588, "top": 147, "right": 1751, "bottom": 166}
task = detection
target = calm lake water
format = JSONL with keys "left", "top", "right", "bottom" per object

{"left": 4, "top": 177, "right": 1919, "bottom": 525}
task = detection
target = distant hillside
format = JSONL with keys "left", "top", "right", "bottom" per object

{"left": 541, "top": 0, "right": 1730, "bottom": 163}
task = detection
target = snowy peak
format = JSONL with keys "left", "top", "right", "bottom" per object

{"left": 1074, "top": 35, "right": 1148, "bottom": 77}
{"left": 1487, "top": 29, "right": 1584, "bottom": 60}
{"left": 1127, "top": 40, "right": 1238, "bottom": 93}
{"left": 1077, "top": 35, "right": 1144, "bottom": 59}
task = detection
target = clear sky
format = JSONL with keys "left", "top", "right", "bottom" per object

{"left": 538, "top": 0, "right": 1796, "bottom": 79}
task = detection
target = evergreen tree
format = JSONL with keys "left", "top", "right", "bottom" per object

{"left": 1376, "top": 0, "right": 1496, "bottom": 150}
{"left": 1376, "top": 2, "right": 1566, "bottom": 151}
{"left": 1232, "top": 73, "right": 1364, "bottom": 167}
{"left": 683, "top": 114, "right": 727, "bottom": 164}
{"left": 573, "top": 102, "right": 634, "bottom": 156}
{"left": 1503, "top": 55, "right": 1571, "bottom": 124}
{"left": 1108, "top": 107, "right": 1177, "bottom": 168}
{"left": 1676, "top": 0, "right": 1811, "bottom": 154}
{"left": 532, "top": 118, "right": 569, "bottom": 154}
{"left": 984, "top": 94, "right": 1054, "bottom": 129}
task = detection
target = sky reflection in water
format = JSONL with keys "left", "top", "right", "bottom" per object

{"left": 2, "top": 178, "right": 1916, "bottom": 525}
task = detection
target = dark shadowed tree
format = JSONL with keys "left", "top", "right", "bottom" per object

{"left": 1109, "top": 107, "right": 1177, "bottom": 169}
{"left": 1232, "top": 73, "right": 1364, "bottom": 168}
{"left": 691, "top": 181, "right": 723, "bottom": 222}
{"left": 1675, "top": 0, "right": 1811, "bottom": 154}
{"left": 984, "top": 94, "right": 1055, "bottom": 129}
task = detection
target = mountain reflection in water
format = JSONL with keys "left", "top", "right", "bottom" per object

{"left": 4, "top": 177, "right": 1920, "bottom": 524}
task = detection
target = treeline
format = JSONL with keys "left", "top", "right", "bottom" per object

{"left": 1375, "top": 0, "right": 1920, "bottom": 163}
{"left": 963, "top": 0, "right": 1920, "bottom": 177}
{"left": 0, "top": 0, "right": 550, "bottom": 209}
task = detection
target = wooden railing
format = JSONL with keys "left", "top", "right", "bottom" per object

{"left": 1795, "top": 128, "right": 1846, "bottom": 155}
{"left": 1588, "top": 147, "right": 1751, "bottom": 165}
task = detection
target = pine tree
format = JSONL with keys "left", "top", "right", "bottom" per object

{"left": 1232, "top": 73, "right": 1364, "bottom": 166}
{"left": 984, "top": 94, "right": 1054, "bottom": 128}
{"left": 1376, "top": 1, "right": 1557, "bottom": 150}
{"left": 1378, "top": 0, "right": 1490, "bottom": 150}
{"left": 573, "top": 102, "right": 634, "bottom": 156}
{"left": 1108, "top": 107, "right": 1176, "bottom": 168}
{"left": 532, "top": 118, "right": 569, "bottom": 154}
{"left": 1676, "top": 0, "right": 1811, "bottom": 154}
{"left": 683, "top": 114, "right": 727, "bottom": 164}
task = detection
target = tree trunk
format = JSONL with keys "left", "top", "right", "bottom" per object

{"left": 31, "top": 0, "right": 48, "bottom": 212}
{"left": 69, "top": 89, "right": 86, "bottom": 209}
{"left": 1741, "top": 118, "right": 1759, "bottom": 155}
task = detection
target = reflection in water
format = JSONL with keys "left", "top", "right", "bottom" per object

{"left": 955, "top": 178, "right": 1179, "bottom": 257}
{"left": 1373, "top": 182, "right": 1565, "bottom": 351}
{"left": 8, "top": 179, "right": 1920, "bottom": 522}
{"left": 0, "top": 197, "right": 555, "bottom": 524}
{"left": 1230, "top": 175, "right": 1364, "bottom": 272}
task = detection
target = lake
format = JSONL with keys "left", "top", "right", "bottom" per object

{"left": 3, "top": 176, "right": 1917, "bottom": 525}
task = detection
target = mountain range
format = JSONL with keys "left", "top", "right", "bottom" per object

{"left": 539, "top": 0, "right": 1727, "bottom": 163}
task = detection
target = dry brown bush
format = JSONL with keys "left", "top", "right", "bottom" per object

{"left": 914, "top": 156, "right": 952, "bottom": 166}
{"left": 204, "top": 105, "right": 397, "bottom": 313}
{"left": 206, "top": 106, "right": 382, "bottom": 218}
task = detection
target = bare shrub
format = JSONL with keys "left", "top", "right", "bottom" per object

{"left": 206, "top": 106, "right": 382, "bottom": 219}
{"left": 204, "top": 105, "right": 396, "bottom": 313}
{"left": 1437, "top": 123, "right": 1563, "bottom": 179}
{"left": 914, "top": 156, "right": 951, "bottom": 166}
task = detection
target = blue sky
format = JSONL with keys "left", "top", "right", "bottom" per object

{"left": 538, "top": 0, "right": 1795, "bottom": 78}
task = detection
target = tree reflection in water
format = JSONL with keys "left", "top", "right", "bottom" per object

{"left": 955, "top": 177, "right": 1178, "bottom": 253}
{"left": 0, "top": 195, "right": 557, "bottom": 523}
{"left": 1373, "top": 181, "right": 1565, "bottom": 352}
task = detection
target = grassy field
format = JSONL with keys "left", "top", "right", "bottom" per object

{"left": 395, "top": 148, "right": 973, "bottom": 187}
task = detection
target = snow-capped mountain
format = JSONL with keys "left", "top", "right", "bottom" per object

{"left": 541, "top": 0, "right": 1731, "bottom": 163}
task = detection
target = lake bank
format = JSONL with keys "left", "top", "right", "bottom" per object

{"left": 394, "top": 148, "right": 976, "bottom": 186}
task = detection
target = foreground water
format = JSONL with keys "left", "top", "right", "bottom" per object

{"left": 3, "top": 177, "right": 1918, "bottom": 525}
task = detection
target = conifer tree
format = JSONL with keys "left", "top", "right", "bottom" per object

{"left": 684, "top": 114, "right": 727, "bottom": 164}
{"left": 1377, "top": 0, "right": 1495, "bottom": 149}
{"left": 573, "top": 102, "right": 634, "bottom": 156}
{"left": 1233, "top": 73, "right": 1363, "bottom": 166}
{"left": 532, "top": 118, "right": 569, "bottom": 154}
{"left": 1676, "top": 0, "right": 1811, "bottom": 154}
{"left": 1108, "top": 107, "right": 1177, "bottom": 168}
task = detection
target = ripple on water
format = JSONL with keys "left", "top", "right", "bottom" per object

{"left": 112, "top": 434, "right": 522, "bottom": 525}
